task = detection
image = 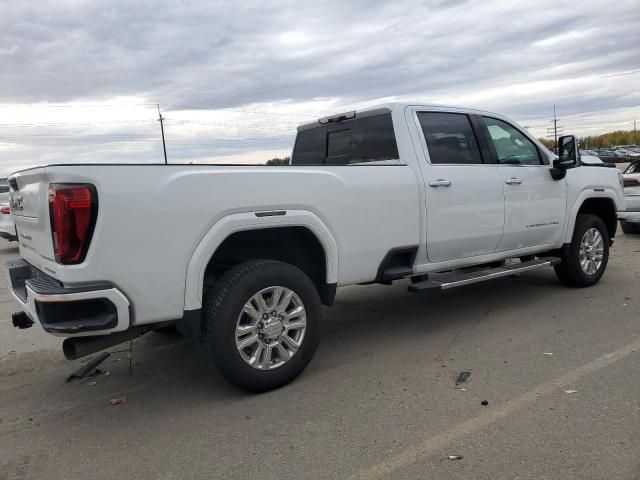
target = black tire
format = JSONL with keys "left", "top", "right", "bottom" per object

{"left": 620, "top": 221, "right": 640, "bottom": 235}
{"left": 200, "top": 260, "right": 321, "bottom": 393}
{"left": 554, "top": 214, "right": 609, "bottom": 287}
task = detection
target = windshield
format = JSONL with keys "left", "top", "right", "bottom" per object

{"left": 624, "top": 161, "right": 640, "bottom": 174}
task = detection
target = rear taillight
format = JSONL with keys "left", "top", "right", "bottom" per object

{"left": 49, "top": 184, "right": 97, "bottom": 264}
{"left": 0, "top": 206, "right": 9, "bottom": 214}
{"left": 623, "top": 178, "right": 640, "bottom": 188}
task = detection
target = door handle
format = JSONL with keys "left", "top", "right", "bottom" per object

{"left": 505, "top": 177, "right": 523, "bottom": 185}
{"left": 429, "top": 179, "right": 452, "bottom": 187}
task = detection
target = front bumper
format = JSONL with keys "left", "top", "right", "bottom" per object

{"left": 5, "top": 259, "right": 130, "bottom": 336}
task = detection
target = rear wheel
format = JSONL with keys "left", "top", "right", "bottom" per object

{"left": 620, "top": 221, "right": 640, "bottom": 235}
{"left": 200, "top": 260, "right": 321, "bottom": 392}
{"left": 554, "top": 214, "right": 609, "bottom": 287}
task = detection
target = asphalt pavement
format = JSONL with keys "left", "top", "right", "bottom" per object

{"left": 1, "top": 233, "right": 639, "bottom": 480}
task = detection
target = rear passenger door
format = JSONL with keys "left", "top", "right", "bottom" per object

{"left": 416, "top": 111, "right": 505, "bottom": 263}
{"left": 479, "top": 116, "right": 566, "bottom": 250}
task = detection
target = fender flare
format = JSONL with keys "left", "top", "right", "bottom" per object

{"left": 183, "top": 209, "right": 339, "bottom": 310}
{"left": 562, "top": 189, "right": 619, "bottom": 243}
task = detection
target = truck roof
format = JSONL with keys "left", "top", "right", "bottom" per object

{"left": 296, "top": 102, "right": 504, "bottom": 131}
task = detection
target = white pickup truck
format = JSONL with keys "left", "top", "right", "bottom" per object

{"left": 6, "top": 103, "right": 625, "bottom": 392}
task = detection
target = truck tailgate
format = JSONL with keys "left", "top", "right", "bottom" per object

{"left": 9, "top": 168, "right": 57, "bottom": 267}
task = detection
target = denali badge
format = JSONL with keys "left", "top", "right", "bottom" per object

{"left": 10, "top": 195, "right": 24, "bottom": 211}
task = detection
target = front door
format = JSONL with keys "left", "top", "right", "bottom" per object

{"left": 417, "top": 111, "right": 505, "bottom": 263}
{"left": 479, "top": 116, "right": 566, "bottom": 250}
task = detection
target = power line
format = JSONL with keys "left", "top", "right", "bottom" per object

{"left": 603, "top": 69, "right": 640, "bottom": 78}
{"left": 0, "top": 101, "right": 320, "bottom": 119}
{"left": 0, "top": 120, "right": 157, "bottom": 127}
{"left": 0, "top": 103, "right": 156, "bottom": 108}
{"left": 160, "top": 103, "right": 316, "bottom": 117}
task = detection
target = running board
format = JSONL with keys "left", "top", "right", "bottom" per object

{"left": 408, "top": 257, "right": 561, "bottom": 292}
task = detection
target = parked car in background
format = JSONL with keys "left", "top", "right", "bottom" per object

{"left": 618, "top": 160, "right": 640, "bottom": 234}
{"left": 594, "top": 149, "right": 620, "bottom": 163}
{"left": 0, "top": 178, "right": 17, "bottom": 241}
{"left": 580, "top": 149, "right": 599, "bottom": 157}
{"left": 614, "top": 149, "right": 640, "bottom": 162}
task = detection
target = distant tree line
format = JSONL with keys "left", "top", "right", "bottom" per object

{"left": 537, "top": 138, "right": 555, "bottom": 149}
{"left": 537, "top": 128, "right": 638, "bottom": 151}
{"left": 579, "top": 129, "right": 638, "bottom": 149}
{"left": 265, "top": 156, "right": 291, "bottom": 166}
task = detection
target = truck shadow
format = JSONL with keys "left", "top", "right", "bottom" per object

{"left": 93, "top": 268, "right": 567, "bottom": 402}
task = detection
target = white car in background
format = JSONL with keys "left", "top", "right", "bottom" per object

{"left": 0, "top": 179, "right": 17, "bottom": 242}
{"left": 618, "top": 160, "right": 640, "bottom": 234}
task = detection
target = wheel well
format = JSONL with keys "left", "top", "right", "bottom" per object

{"left": 577, "top": 198, "right": 617, "bottom": 239}
{"left": 205, "top": 226, "right": 335, "bottom": 305}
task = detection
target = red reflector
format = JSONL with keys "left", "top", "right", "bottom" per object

{"left": 623, "top": 178, "right": 640, "bottom": 187}
{"left": 0, "top": 206, "right": 9, "bottom": 214}
{"left": 49, "top": 184, "right": 97, "bottom": 264}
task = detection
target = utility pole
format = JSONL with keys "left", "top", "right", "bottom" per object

{"left": 634, "top": 118, "right": 637, "bottom": 146}
{"left": 546, "top": 104, "right": 563, "bottom": 153}
{"left": 157, "top": 104, "right": 168, "bottom": 165}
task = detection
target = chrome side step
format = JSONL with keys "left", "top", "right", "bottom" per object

{"left": 408, "top": 257, "right": 561, "bottom": 292}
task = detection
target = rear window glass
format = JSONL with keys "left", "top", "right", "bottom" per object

{"left": 291, "top": 113, "right": 399, "bottom": 165}
{"left": 418, "top": 112, "right": 483, "bottom": 165}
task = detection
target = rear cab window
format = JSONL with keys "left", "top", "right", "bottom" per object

{"left": 291, "top": 113, "right": 399, "bottom": 166}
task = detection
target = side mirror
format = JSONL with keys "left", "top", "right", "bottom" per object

{"left": 556, "top": 135, "right": 580, "bottom": 168}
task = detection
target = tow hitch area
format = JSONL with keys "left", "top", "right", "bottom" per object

{"left": 12, "top": 311, "right": 33, "bottom": 329}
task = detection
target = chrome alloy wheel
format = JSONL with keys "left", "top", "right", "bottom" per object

{"left": 235, "top": 286, "right": 307, "bottom": 370}
{"left": 579, "top": 227, "right": 604, "bottom": 275}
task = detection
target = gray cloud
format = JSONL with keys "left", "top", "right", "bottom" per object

{"left": 0, "top": 0, "right": 639, "bottom": 174}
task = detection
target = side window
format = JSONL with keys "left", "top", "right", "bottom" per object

{"left": 482, "top": 117, "right": 542, "bottom": 166}
{"left": 417, "top": 112, "right": 483, "bottom": 165}
{"left": 291, "top": 113, "right": 399, "bottom": 165}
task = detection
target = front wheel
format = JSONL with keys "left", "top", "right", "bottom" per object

{"left": 554, "top": 214, "right": 609, "bottom": 287}
{"left": 200, "top": 260, "right": 321, "bottom": 392}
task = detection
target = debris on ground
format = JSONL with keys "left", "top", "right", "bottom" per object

{"left": 543, "top": 352, "right": 554, "bottom": 356}
{"left": 8, "top": 350, "right": 16, "bottom": 355}
{"left": 66, "top": 352, "right": 110, "bottom": 382}
{"left": 564, "top": 389, "right": 578, "bottom": 394}
{"left": 110, "top": 396, "right": 127, "bottom": 405}
{"left": 448, "top": 455, "right": 463, "bottom": 460}
{"left": 455, "top": 371, "right": 471, "bottom": 385}
{"left": 481, "top": 400, "right": 489, "bottom": 406}
{"left": 88, "top": 382, "right": 97, "bottom": 386}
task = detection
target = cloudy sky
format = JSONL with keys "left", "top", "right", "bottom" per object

{"left": 1, "top": 0, "right": 639, "bottom": 175}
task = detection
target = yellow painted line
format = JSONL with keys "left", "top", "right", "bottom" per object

{"left": 350, "top": 336, "right": 640, "bottom": 479}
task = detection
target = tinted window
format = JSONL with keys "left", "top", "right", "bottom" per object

{"left": 482, "top": 117, "right": 542, "bottom": 165}
{"left": 417, "top": 112, "right": 483, "bottom": 164}
{"left": 327, "top": 130, "right": 351, "bottom": 159}
{"left": 291, "top": 113, "right": 399, "bottom": 165}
